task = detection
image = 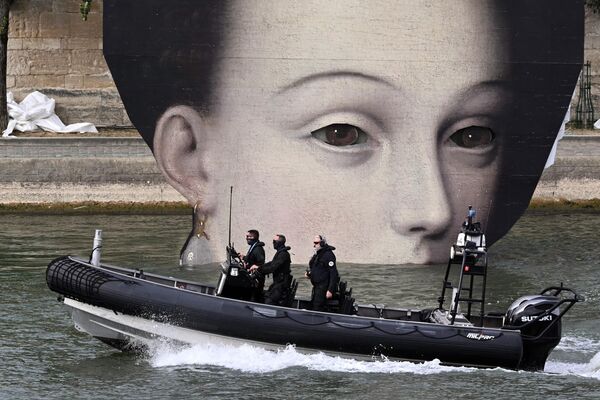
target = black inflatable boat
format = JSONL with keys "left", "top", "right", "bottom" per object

{"left": 46, "top": 220, "right": 582, "bottom": 371}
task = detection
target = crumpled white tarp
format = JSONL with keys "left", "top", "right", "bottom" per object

{"left": 2, "top": 91, "right": 97, "bottom": 138}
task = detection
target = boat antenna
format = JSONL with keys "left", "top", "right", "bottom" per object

{"left": 229, "top": 186, "right": 234, "bottom": 244}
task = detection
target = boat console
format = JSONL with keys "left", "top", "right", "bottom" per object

{"left": 215, "top": 246, "right": 301, "bottom": 307}
{"left": 215, "top": 247, "right": 261, "bottom": 301}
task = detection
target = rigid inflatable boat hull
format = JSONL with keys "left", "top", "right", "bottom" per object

{"left": 48, "top": 256, "right": 526, "bottom": 369}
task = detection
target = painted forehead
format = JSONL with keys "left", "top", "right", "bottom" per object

{"left": 223, "top": 0, "right": 509, "bottom": 62}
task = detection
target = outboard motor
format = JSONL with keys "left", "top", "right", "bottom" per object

{"left": 504, "top": 295, "right": 562, "bottom": 370}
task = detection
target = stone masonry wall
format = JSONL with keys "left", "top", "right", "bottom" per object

{"left": 7, "top": 0, "right": 131, "bottom": 127}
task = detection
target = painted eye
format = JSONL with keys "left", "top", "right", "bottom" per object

{"left": 311, "top": 124, "right": 368, "bottom": 146}
{"left": 450, "top": 126, "right": 494, "bottom": 148}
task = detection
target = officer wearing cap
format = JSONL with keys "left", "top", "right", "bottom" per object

{"left": 305, "top": 234, "right": 339, "bottom": 312}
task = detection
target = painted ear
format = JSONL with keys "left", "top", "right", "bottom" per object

{"left": 153, "top": 106, "right": 209, "bottom": 204}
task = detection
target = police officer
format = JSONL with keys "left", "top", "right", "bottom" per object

{"left": 241, "top": 229, "right": 265, "bottom": 302}
{"left": 241, "top": 230, "right": 265, "bottom": 268}
{"left": 249, "top": 234, "right": 292, "bottom": 306}
{"left": 305, "top": 235, "right": 339, "bottom": 312}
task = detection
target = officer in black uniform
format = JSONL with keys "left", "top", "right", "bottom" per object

{"left": 240, "top": 229, "right": 265, "bottom": 302}
{"left": 249, "top": 234, "right": 292, "bottom": 306}
{"left": 305, "top": 234, "right": 339, "bottom": 312}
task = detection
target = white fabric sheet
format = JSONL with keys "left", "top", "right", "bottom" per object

{"left": 544, "top": 103, "right": 571, "bottom": 169}
{"left": 2, "top": 91, "right": 97, "bottom": 138}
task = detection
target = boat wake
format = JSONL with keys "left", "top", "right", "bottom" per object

{"left": 148, "top": 342, "right": 476, "bottom": 375}
{"left": 545, "top": 351, "right": 600, "bottom": 381}
{"left": 544, "top": 335, "right": 600, "bottom": 381}
{"left": 148, "top": 336, "right": 600, "bottom": 380}
{"left": 556, "top": 335, "right": 600, "bottom": 353}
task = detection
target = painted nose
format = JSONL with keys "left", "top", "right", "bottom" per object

{"left": 388, "top": 151, "right": 453, "bottom": 239}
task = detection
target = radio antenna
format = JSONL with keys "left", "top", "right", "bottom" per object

{"left": 228, "top": 186, "right": 233, "bottom": 247}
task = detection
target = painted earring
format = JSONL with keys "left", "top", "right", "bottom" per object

{"left": 193, "top": 202, "right": 210, "bottom": 240}
{"left": 179, "top": 202, "right": 211, "bottom": 266}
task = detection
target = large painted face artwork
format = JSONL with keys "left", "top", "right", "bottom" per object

{"left": 104, "top": 0, "right": 584, "bottom": 265}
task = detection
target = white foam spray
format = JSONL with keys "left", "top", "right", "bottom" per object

{"left": 147, "top": 336, "right": 600, "bottom": 380}
{"left": 148, "top": 342, "right": 475, "bottom": 375}
{"left": 545, "top": 351, "right": 600, "bottom": 381}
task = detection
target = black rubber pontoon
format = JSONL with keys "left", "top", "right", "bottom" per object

{"left": 46, "top": 251, "right": 582, "bottom": 371}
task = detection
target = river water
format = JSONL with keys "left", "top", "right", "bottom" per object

{"left": 1, "top": 210, "right": 599, "bottom": 399}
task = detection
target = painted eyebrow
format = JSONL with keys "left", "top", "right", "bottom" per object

{"left": 277, "top": 71, "right": 396, "bottom": 94}
{"left": 449, "top": 80, "right": 514, "bottom": 116}
{"left": 460, "top": 80, "right": 512, "bottom": 98}
{"left": 436, "top": 80, "right": 515, "bottom": 137}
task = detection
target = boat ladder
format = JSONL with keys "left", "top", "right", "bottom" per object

{"left": 438, "top": 248, "right": 488, "bottom": 326}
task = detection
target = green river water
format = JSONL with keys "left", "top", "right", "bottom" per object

{"left": 1, "top": 210, "right": 599, "bottom": 399}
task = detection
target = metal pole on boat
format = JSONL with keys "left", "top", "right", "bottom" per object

{"left": 91, "top": 229, "right": 102, "bottom": 267}
{"left": 227, "top": 186, "right": 233, "bottom": 265}
{"left": 228, "top": 186, "right": 233, "bottom": 247}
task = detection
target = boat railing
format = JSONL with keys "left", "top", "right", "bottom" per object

{"left": 72, "top": 256, "right": 217, "bottom": 295}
